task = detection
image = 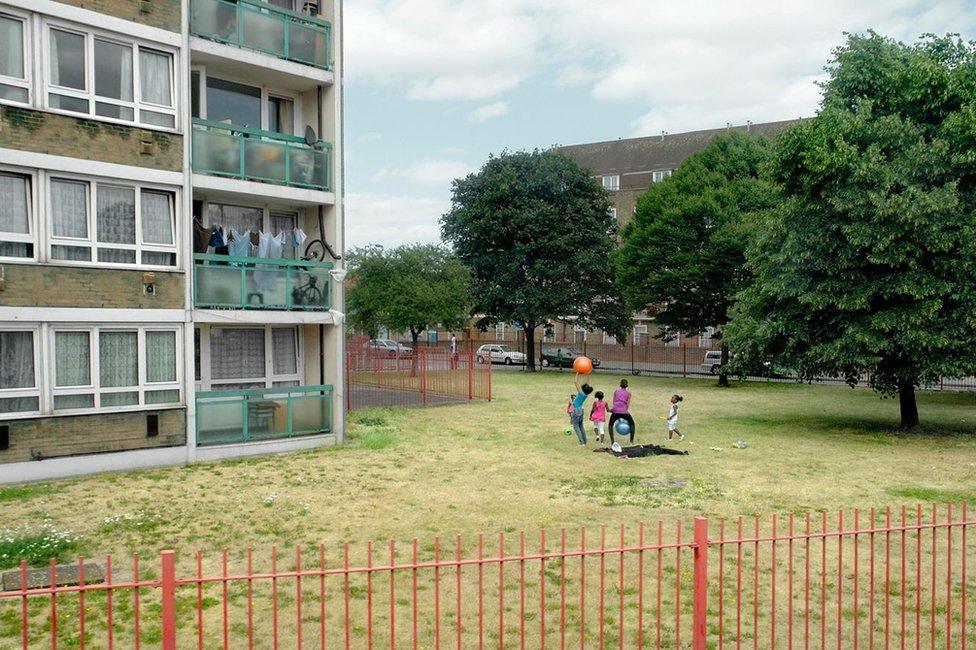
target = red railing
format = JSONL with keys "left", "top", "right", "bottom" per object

{"left": 1, "top": 504, "right": 972, "bottom": 647}
{"left": 345, "top": 340, "right": 491, "bottom": 410}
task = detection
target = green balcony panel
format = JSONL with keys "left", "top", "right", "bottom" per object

{"left": 190, "top": 0, "right": 332, "bottom": 70}
{"left": 196, "top": 385, "right": 333, "bottom": 446}
{"left": 194, "top": 253, "right": 333, "bottom": 311}
{"left": 191, "top": 119, "right": 333, "bottom": 191}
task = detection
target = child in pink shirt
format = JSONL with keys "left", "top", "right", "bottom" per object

{"left": 590, "top": 391, "right": 608, "bottom": 443}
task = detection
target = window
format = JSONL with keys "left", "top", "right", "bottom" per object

{"left": 652, "top": 169, "right": 673, "bottom": 183}
{"left": 699, "top": 326, "right": 717, "bottom": 348}
{"left": 602, "top": 175, "right": 620, "bottom": 191}
{"left": 0, "top": 172, "right": 33, "bottom": 259}
{"left": 602, "top": 331, "right": 616, "bottom": 344}
{"left": 45, "top": 24, "right": 176, "bottom": 128}
{"left": 0, "top": 13, "right": 29, "bottom": 104}
{"left": 206, "top": 76, "right": 261, "bottom": 127}
{"left": 632, "top": 324, "right": 648, "bottom": 345}
{"left": 49, "top": 178, "right": 177, "bottom": 267}
{"left": 207, "top": 326, "right": 302, "bottom": 389}
{"left": 204, "top": 202, "right": 304, "bottom": 259}
{"left": 0, "top": 329, "right": 40, "bottom": 414}
{"left": 270, "top": 211, "right": 298, "bottom": 259}
{"left": 268, "top": 95, "right": 295, "bottom": 135}
{"left": 495, "top": 322, "right": 505, "bottom": 340}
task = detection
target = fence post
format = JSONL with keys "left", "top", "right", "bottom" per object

{"left": 161, "top": 550, "right": 176, "bottom": 650}
{"left": 486, "top": 347, "right": 492, "bottom": 402}
{"left": 467, "top": 343, "right": 474, "bottom": 400}
{"left": 421, "top": 347, "right": 428, "bottom": 406}
{"left": 693, "top": 517, "right": 709, "bottom": 650}
{"left": 683, "top": 346, "right": 687, "bottom": 378}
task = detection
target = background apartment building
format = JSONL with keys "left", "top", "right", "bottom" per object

{"left": 0, "top": 0, "right": 345, "bottom": 482}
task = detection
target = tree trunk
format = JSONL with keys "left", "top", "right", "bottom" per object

{"left": 718, "top": 341, "right": 730, "bottom": 387}
{"left": 410, "top": 329, "right": 421, "bottom": 378}
{"left": 898, "top": 380, "right": 919, "bottom": 429}
{"left": 525, "top": 325, "right": 537, "bottom": 372}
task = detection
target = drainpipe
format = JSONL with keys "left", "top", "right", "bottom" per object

{"left": 318, "top": 82, "right": 325, "bottom": 386}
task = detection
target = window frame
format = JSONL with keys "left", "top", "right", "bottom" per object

{"left": 46, "top": 173, "right": 179, "bottom": 270}
{"left": 0, "top": 167, "right": 38, "bottom": 262}
{"left": 203, "top": 325, "right": 304, "bottom": 391}
{"left": 49, "top": 324, "right": 182, "bottom": 415}
{"left": 41, "top": 18, "right": 178, "bottom": 131}
{"left": 602, "top": 174, "right": 620, "bottom": 191}
{"left": 0, "top": 326, "right": 42, "bottom": 416}
{"left": 195, "top": 68, "right": 303, "bottom": 135}
{"left": 652, "top": 169, "right": 673, "bottom": 183}
{"left": 0, "top": 9, "right": 31, "bottom": 107}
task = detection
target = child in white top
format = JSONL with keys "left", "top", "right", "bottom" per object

{"left": 667, "top": 394, "right": 684, "bottom": 441}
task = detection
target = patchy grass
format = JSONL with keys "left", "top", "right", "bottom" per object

{"left": 1, "top": 372, "right": 975, "bottom": 569}
{"left": 0, "top": 522, "right": 80, "bottom": 571}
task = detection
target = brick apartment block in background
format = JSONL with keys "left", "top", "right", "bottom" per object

{"left": 0, "top": 0, "right": 346, "bottom": 482}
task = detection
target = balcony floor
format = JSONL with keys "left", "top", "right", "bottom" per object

{"left": 192, "top": 308, "right": 339, "bottom": 325}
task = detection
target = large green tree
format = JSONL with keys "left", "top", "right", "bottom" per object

{"left": 726, "top": 32, "right": 976, "bottom": 428}
{"left": 615, "top": 132, "right": 776, "bottom": 386}
{"left": 346, "top": 244, "right": 472, "bottom": 351}
{"left": 441, "top": 150, "right": 631, "bottom": 371}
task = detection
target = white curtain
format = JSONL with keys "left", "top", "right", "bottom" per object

{"left": 0, "top": 16, "right": 23, "bottom": 79}
{"left": 140, "top": 49, "right": 172, "bottom": 106}
{"left": 0, "top": 173, "right": 29, "bottom": 234}
{"left": 272, "top": 327, "right": 298, "bottom": 375}
{"left": 147, "top": 331, "right": 177, "bottom": 382}
{"left": 210, "top": 328, "right": 265, "bottom": 380}
{"left": 96, "top": 185, "right": 136, "bottom": 244}
{"left": 55, "top": 331, "right": 90, "bottom": 387}
{"left": 141, "top": 190, "right": 174, "bottom": 245}
{"left": 205, "top": 203, "right": 262, "bottom": 233}
{"left": 0, "top": 331, "right": 34, "bottom": 389}
{"left": 99, "top": 331, "right": 138, "bottom": 388}
{"left": 51, "top": 179, "right": 88, "bottom": 238}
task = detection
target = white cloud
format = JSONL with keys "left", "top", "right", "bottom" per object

{"left": 372, "top": 159, "right": 476, "bottom": 186}
{"left": 469, "top": 101, "right": 510, "bottom": 123}
{"left": 345, "top": 192, "right": 449, "bottom": 248}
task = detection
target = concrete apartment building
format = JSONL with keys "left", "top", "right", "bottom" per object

{"left": 0, "top": 0, "right": 345, "bottom": 482}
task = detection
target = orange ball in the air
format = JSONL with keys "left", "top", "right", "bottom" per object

{"left": 573, "top": 355, "right": 593, "bottom": 375}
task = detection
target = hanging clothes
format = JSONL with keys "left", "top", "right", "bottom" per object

{"left": 193, "top": 219, "right": 211, "bottom": 254}
{"left": 258, "top": 231, "right": 285, "bottom": 259}
{"left": 209, "top": 226, "right": 228, "bottom": 255}
{"left": 228, "top": 230, "right": 253, "bottom": 257}
{"left": 292, "top": 227, "right": 307, "bottom": 254}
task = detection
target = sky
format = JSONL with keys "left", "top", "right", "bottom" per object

{"left": 342, "top": 0, "right": 976, "bottom": 249}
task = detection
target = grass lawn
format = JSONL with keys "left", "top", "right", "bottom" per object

{"left": 2, "top": 372, "right": 976, "bottom": 646}
{"left": 4, "top": 371, "right": 976, "bottom": 564}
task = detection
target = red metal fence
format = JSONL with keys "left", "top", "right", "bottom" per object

{"left": 1, "top": 503, "right": 973, "bottom": 648}
{"left": 345, "top": 340, "right": 491, "bottom": 411}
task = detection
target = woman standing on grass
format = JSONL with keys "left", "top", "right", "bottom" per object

{"left": 608, "top": 378, "right": 636, "bottom": 445}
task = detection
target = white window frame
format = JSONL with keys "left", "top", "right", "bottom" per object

{"left": 48, "top": 324, "right": 182, "bottom": 415}
{"left": 41, "top": 18, "right": 178, "bottom": 131}
{"left": 46, "top": 174, "right": 179, "bottom": 269}
{"left": 573, "top": 324, "right": 587, "bottom": 342}
{"left": 0, "top": 167, "right": 38, "bottom": 262}
{"left": 194, "top": 68, "right": 303, "bottom": 135}
{"left": 699, "top": 326, "right": 717, "bottom": 348}
{"left": 652, "top": 169, "right": 673, "bottom": 183}
{"left": 202, "top": 325, "right": 304, "bottom": 391}
{"left": 494, "top": 322, "right": 505, "bottom": 340}
{"left": 632, "top": 324, "right": 648, "bottom": 345}
{"left": 0, "top": 9, "right": 31, "bottom": 107}
{"left": 602, "top": 331, "right": 616, "bottom": 344}
{"left": 602, "top": 174, "right": 620, "bottom": 191}
{"left": 0, "top": 325, "right": 42, "bottom": 416}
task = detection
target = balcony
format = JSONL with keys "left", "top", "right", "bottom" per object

{"left": 196, "top": 385, "right": 334, "bottom": 446}
{"left": 190, "top": 0, "right": 331, "bottom": 70}
{"left": 191, "top": 119, "right": 332, "bottom": 192}
{"left": 194, "top": 253, "right": 332, "bottom": 311}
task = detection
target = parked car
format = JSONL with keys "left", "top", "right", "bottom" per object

{"left": 702, "top": 350, "right": 728, "bottom": 374}
{"left": 476, "top": 344, "right": 527, "bottom": 365}
{"left": 368, "top": 339, "right": 413, "bottom": 357}
{"left": 539, "top": 346, "right": 601, "bottom": 369}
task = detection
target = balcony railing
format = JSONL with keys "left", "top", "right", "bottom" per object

{"left": 193, "top": 253, "right": 333, "bottom": 311}
{"left": 190, "top": 0, "right": 332, "bottom": 69}
{"left": 196, "top": 385, "right": 333, "bottom": 446}
{"left": 191, "top": 119, "right": 333, "bottom": 191}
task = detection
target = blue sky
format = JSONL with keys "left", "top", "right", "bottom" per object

{"left": 342, "top": 0, "right": 976, "bottom": 248}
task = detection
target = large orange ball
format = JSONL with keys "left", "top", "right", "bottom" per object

{"left": 573, "top": 355, "right": 593, "bottom": 375}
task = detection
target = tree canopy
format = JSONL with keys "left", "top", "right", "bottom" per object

{"left": 725, "top": 32, "right": 976, "bottom": 427}
{"left": 345, "top": 244, "right": 472, "bottom": 347}
{"left": 615, "top": 131, "right": 777, "bottom": 385}
{"left": 441, "top": 150, "right": 631, "bottom": 370}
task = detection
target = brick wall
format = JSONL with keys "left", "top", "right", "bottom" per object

{"left": 0, "top": 408, "right": 185, "bottom": 464}
{"left": 53, "top": 0, "right": 181, "bottom": 32}
{"left": 0, "top": 265, "right": 185, "bottom": 309}
{"left": 0, "top": 107, "right": 182, "bottom": 172}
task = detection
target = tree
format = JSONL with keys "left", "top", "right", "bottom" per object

{"left": 441, "top": 150, "right": 631, "bottom": 371}
{"left": 726, "top": 32, "right": 976, "bottom": 428}
{"left": 615, "top": 132, "right": 777, "bottom": 386}
{"left": 346, "top": 244, "right": 472, "bottom": 354}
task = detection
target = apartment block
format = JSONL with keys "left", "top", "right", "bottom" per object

{"left": 0, "top": 0, "right": 345, "bottom": 482}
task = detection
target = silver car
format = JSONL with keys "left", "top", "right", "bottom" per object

{"left": 476, "top": 344, "right": 526, "bottom": 365}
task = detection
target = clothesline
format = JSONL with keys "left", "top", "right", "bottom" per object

{"left": 193, "top": 220, "right": 308, "bottom": 259}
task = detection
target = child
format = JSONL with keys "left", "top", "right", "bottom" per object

{"left": 666, "top": 394, "right": 684, "bottom": 441}
{"left": 608, "top": 379, "right": 636, "bottom": 445}
{"left": 566, "top": 394, "right": 575, "bottom": 426}
{"left": 570, "top": 374, "right": 594, "bottom": 446}
{"left": 590, "top": 391, "right": 608, "bottom": 443}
